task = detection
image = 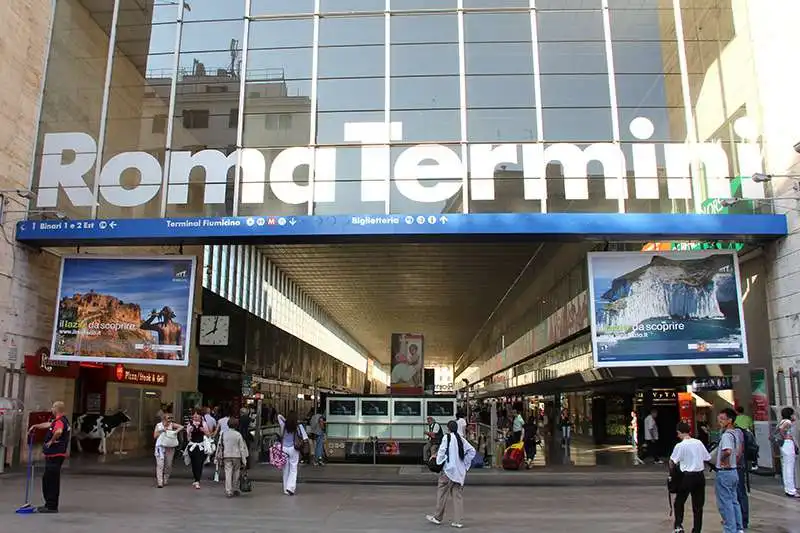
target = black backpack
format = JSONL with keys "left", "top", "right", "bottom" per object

{"left": 736, "top": 425, "right": 759, "bottom": 464}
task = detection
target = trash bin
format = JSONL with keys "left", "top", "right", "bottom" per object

{"left": 0, "top": 398, "right": 24, "bottom": 473}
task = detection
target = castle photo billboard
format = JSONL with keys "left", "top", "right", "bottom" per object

{"left": 587, "top": 251, "right": 748, "bottom": 368}
{"left": 51, "top": 256, "right": 196, "bottom": 366}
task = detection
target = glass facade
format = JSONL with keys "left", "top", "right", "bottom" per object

{"left": 31, "top": 0, "right": 771, "bottom": 220}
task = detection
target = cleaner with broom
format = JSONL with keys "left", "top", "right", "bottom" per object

{"left": 28, "top": 401, "right": 70, "bottom": 513}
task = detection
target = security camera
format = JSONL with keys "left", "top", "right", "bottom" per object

{"left": 794, "top": 141, "right": 800, "bottom": 154}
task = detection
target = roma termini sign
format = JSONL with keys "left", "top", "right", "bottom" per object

{"left": 36, "top": 118, "right": 766, "bottom": 209}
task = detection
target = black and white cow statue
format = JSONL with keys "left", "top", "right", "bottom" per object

{"left": 72, "top": 411, "right": 131, "bottom": 455}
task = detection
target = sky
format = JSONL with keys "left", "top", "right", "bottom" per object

{"left": 59, "top": 257, "right": 194, "bottom": 325}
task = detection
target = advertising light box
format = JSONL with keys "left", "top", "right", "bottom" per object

{"left": 51, "top": 256, "right": 196, "bottom": 366}
{"left": 588, "top": 251, "right": 748, "bottom": 368}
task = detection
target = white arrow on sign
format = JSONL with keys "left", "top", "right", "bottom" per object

{"left": 439, "top": 216, "right": 448, "bottom": 224}
{"left": 109, "top": 221, "right": 117, "bottom": 229}
{"left": 289, "top": 218, "right": 297, "bottom": 226}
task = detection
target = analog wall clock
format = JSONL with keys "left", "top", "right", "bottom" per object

{"left": 198, "top": 315, "right": 230, "bottom": 346}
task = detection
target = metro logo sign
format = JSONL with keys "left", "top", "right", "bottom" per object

{"left": 36, "top": 117, "right": 765, "bottom": 209}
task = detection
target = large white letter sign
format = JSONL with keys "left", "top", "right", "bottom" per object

{"left": 393, "top": 145, "right": 463, "bottom": 203}
{"left": 37, "top": 132, "right": 97, "bottom": 207}
{"left": 168, "top": 150, "right": 240, "bottom": 204}
{"left": 99, "top": 152, "right": 161, "bottom": 207}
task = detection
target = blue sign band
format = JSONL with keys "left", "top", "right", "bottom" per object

{"left": 15, "top": 213, "right": 787, "bottom": 245}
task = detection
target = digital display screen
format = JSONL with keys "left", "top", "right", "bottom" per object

{"left": 329, "top": 399, "right": 357, "bottom": 416}
{"left": 394, "top": 400, "right": 422, "bottom": 417}
{"left": 361, "top": 400, "right": 389, "bottom": 416}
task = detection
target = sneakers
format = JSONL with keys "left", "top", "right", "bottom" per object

{"left": 192, "top": 481, "right": 200, "bottom": 489}
{"left": 426, "top": 515, "right": 441, "bottom": 525}
{"left": 451, "top": 523, "right": 464, "bottom": 528}
{"left": 673, "top": 528, "right": 685, "bottom": 533}
{"left": 36, "top": 506, "right": 58, "bottom": 514}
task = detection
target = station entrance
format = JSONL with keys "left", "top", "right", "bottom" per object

{"left": 24, "top": 222, "right": 780, "bottom": 471}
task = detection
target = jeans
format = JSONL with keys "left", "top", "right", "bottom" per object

{"left": 736, "top": 468, "right": 749, "bottom": 528}
{"left": 673, "top": 471, "right": 705, "bottom": 533}
{"left": 42, "top": 456, "right": 64, "bottom": 511}
{"left": 314, "top": 433, "right": 325, "bottom": 462}
{"left": 433, "top": 474, "right": 464, "bottom": 524}
{"left": 715, "top": 469, "right": 743, "bottom": 533}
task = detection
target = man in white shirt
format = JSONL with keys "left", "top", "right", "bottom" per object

{"left": 644, "top": 408, "right": 663, "bottom": 464}
{"left": 456, "top": 412, "right": 467, "bottom": 438}
{"left": 203, "top": 407, "right": 217, "bottom": 433}
{"left": 670, "top": 421, "right": 711, "bottom": 533}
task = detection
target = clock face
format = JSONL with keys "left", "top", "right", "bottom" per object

{"left": 198, "top": 315, "right": 230, "bottom": 346}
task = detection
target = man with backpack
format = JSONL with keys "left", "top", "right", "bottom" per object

{"left": 734, "top": 412, "right": 758, "bottom": 530}
{"left": 424, "top": 416, "right": 443, "bottom": 463}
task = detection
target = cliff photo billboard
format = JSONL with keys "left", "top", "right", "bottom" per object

{"left": 390, "top": 333, "right": 424, "bottom": 394}
{"left": 51, "top": 256, "right": 196, "bottom": 366}
{"left": 587, "top": 251, "right": 748, "bottom": 368}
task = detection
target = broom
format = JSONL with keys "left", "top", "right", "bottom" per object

{"left": 16, "top": 432, "right": 36, "bottom": 514}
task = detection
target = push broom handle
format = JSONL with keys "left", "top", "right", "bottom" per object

{"left": 24, "top": 431, "right": 34, "bottom": 504}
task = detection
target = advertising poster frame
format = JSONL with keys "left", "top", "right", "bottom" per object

{"left": 50, "top": 255, "right": 197, "bottom": 367}
{"left": 390, "top": 333, "right": 424, "bottom": 395}
{"left": 587, "top": 250, "right": 748, "bottom": 368}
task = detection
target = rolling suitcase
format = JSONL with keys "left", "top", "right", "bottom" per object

{"left": 502, "top": 442, "right": 524, "bottom": 471}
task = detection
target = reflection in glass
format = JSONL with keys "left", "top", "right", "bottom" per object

{"left": 33, "top": 0, "right": 118, "bottom": 219}
{"left": 166, "top": 17, "right": 244, "bottom": 218}
{"left": 322, "top": 0, "right": 384, "bottom": 12}
{"left": 98, "top": 0, "right": 179, "bottom": 219}
{"left": 312, "top": 145, "right": 387, "bottom": 215}
{"left": 251, "top": 0, "right": 314, "bottom": 16}
{"left": 183, "top": 0, "right": 245, "bottom": 22}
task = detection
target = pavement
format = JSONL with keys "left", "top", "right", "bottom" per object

{"left": 2, "top": 475, "right": 800, "bottom": 532}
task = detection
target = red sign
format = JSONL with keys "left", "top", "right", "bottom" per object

{"left": 111, "top": 364, "right": 168, "bottom": 387}
{"left": 678, "top": 392, "right": 696, "bottom": 436}
{"left": 23, "top": 348, "right": 79, "bottom": 379}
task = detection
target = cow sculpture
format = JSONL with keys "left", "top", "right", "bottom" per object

{"left": 72, "top": 411, "right": 131, "bottom": 455}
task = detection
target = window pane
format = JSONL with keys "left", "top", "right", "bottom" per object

{"left": 465, "top": 42, "right": 533, "bottom": 75}
{"left": 251, "top": 0, "right": 314, "bottom": 15}
{"left": 320, "top": 16, "right": 384, "bottom": 46}
{"left": 537, "top": 11, "right": 604, "bottom": 41}
{"left": 392, "top": 76, "right": 460, "bottom": 110}
{"left": 391, "top": 0, "right": 458, "bottom": 10}
{"left": 467, "top": 109, "right": 537, "bottom": 143}
{"left": 313, "top": 146, "right": 387, "bottom": 215}
{"left": 464, "top": 12, "right": 532, "bottom": 43}
{"left": 322, "top": 0, "right": 384, "bottom": 12}
{"left": 318, "top": 46, "right": 384, "bottom": 78}
{"left": 98, "top": 0, "right": 178, "bottom": 220}
{"left": 391, "top": 14, "right": 458, "bottom": 44}
{"left": 318, "top": 78, "right": 385, "bottom": 112}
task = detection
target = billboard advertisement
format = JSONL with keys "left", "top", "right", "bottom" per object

{"left": 390, "top": 333, "right": 424, "bottom": 394}
{"left": 587, "top": 251, "right": 747, "bottom": 368}
{"left": 51, "top": 256, "right": 196, "bottom": 366}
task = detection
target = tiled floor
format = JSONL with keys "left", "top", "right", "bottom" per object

{"left": 2, "top": 475, "right": 800, "bottom": 532}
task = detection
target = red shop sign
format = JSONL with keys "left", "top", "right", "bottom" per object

{"left": 23, "top": 348, "right": 79, "bottom": 379}
{"left": 112, "top": 364, "right": 168, "bottom": 387}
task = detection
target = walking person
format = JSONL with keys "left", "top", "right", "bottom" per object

{"left": 278, "top": 411, "right": 309, "bottom": 496}
{"left": 730, "top": 416, "right": 749, "bottom": 529}
{"left": 776, "top": 407, "right": 799, "bottom": 498}
{"left": 426, "top": 420, "right": 477, "bottom": 528}
{"left": 713, "top": 408, "right": 743, "bottom": 533}
{"left": 630, "top": 410, "right": 645, "bottom": 465}
{"left": 523, "top": 415, "right": 538, "bottom": 467}
{"left": 153, "top": 413, "right": 182, "bottom": 488}
{"left": 186, "top": 409, "right": 211, "bottom": 489}
{"left": 670, "top": 422, "right": 710, "bottom": 533}
{"left": 308, "top": 410, "right": 327, "bottom": 466}
{"left": 644, "top": 408, "right": 663, "bottom": 464}
{"left": 217, "top": 417, "right": 249, "bottom": 497}
{"left": 559, "top": 408, "right": 572, "bottom": 447}
{"left": 28, "top": 401, "right": 70, "bottom": 514}
{"left": 424, "top": 416, "right": 443, "bottom": 463}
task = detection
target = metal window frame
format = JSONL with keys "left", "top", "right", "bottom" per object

{"left": 308, "top": 0, "right": 322, "bottom": 215}
{"left": 232, "top": 0, "right": 252, "bottom": 216}
{"left": 457, "top": 0, "right": 469, "bottom": 214}
{"left": 89, "top": 0, "right": 122, "bottom": 218}
{"left": 600, "top": 0, "right": 624, "bottom": 214}
{"left": 529, "top": 0, "right": 545, "bottom": 213}
{"left": 159, "top": 1, "right": 185, "bottom": 217}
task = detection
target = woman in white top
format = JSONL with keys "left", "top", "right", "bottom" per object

{"left": 427, "top": 420, "right": 477, "bottom": 529}
{"left": 153, "top": 413, "right": 182, "bottom": 488}
{"left": 777, "top": 407, "right": 799, "bottom": 497}
{"left": 278, "top": 411, "right": 309, "bottom": 496}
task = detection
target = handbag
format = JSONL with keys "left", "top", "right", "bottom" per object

{"left": 269, "top": 442, "right": 288, "bottom": 470}
{"left": 239, "top": 468, "right": 253, "bottom": 493}
{"left": 428, "top": 435, "right": 450, "bottom": 474}
{"left": 161, "top": 429, "right": 180, "bottom": 448}
{"left": 667, "top": 465, "right": 683, "bottom": 494}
